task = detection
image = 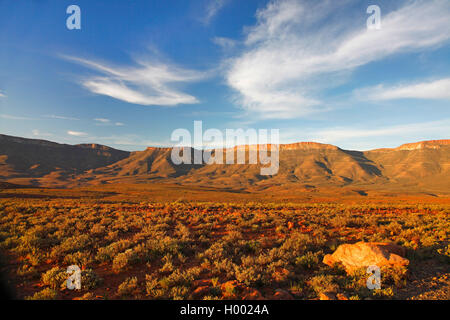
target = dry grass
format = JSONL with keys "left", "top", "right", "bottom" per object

{"left": 0, "top": 186, "right": 448, "bottom": 300}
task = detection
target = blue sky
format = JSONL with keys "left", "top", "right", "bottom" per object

{"left": 0, "top": 0, "right": 449, "bottom": 151}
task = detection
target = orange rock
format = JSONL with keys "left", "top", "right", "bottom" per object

{"left": 221, "top": 280, "right": 241, "bottom": 297}
{"left": 242, "top": 288, "right": 265, "bottom": 300}
{"left": 319, "top": 292, "right": 336, "bottom": 300}
{"left": 191, "top": 286, "right": 210, "bottom": 299}
{"left": 272, "top": 289, "right": 294, "bottom": 300}
{"left": 323, "top": 242, "right": 409, "bottom": 273}
{"left": 192, "top": 279, "right": 212, "bottom": 288}
{"left": 336, "top": 293, "right": 349, "bottom": 300}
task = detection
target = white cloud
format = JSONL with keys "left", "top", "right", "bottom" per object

{"left": 279, "top": 119, "right": 450, "bottom": 150}
{"left": 32, "top": 129, "right": 53, "bottom": 137}
{"left": 312, "top": 119, "right": 450, "bottom": 142}
{"left": 64, "top": 56, "right": 204, "bottom": 106}
{"left": 212, "top": 36, "right": 236, "bottom": 50}
{"left": 202, "top": 0, "right": 229, "bottom": 24}
{"left": 89, "top": 134, "right": 170, "bottom": 149}
{"left": 94, "top": 118, "right": 110, "bottom": 123}
{"left": 67, "top": 130, "right": 88, "bottom": 137}
{"left": 0, "top": 114, "right": 35, "bottom": 120}
{"left": 355, "top": 78, "right": 450, "bottom": 101}
{"left": 46, "top": 115, "right": 80, "bottom": 120}
{"left": 226, "top": 0, "right": 450, "bottom": 119}
{"left": 93, "top": 118, "right": 125, "bottom": 126}
{"left": 0, "top": 91, "right": 5, "bottom": 98}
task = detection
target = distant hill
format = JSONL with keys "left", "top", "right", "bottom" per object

{"left": 0, "top": 134, "right": 449, "bottom": 194}
{"left": 0, "top": 134, "right": 130, "bottom": 187}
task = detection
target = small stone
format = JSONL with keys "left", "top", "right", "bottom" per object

{"left": 272, "top": 289, "right": 294, "bottom": 300}
{"left": 192, "top": 279, "right": 212, "bottom": 288}
{"left": 191, "top": 286, "right": 210, "bottom": 299}
{"left": 242, "top": 288, "right": 265, "bottom": 300}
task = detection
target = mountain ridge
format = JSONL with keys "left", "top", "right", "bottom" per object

{"left": 1, "top": 134, "right": 449, "bottom": 194}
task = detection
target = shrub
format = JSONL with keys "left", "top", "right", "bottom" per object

{"left": 295, "top": 251, "right": 321, "bottom": 270}
{"left": 41, "top": 267, "right": 67, "bottom": 289}
{"left": 26, "top": 288, "right": 58, "bottom": 300}
{"left": 117, "top": 277, "right": 140, "bottom": 297}
{"left": 81, "top": 269, "right": 103, "bottom": 290}
{"left": 308, "top": 275, "right": 339, "bottom": 295}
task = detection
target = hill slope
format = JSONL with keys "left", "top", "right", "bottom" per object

{"left": 0, "top": 134, "right": 449, "bottom": 194}
{"left": 0, "top": 134, "right": 130, "bottom": 186}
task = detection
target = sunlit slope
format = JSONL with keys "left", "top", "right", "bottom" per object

{"left": 0, "top": 134, "right": 449, "bottom": 194}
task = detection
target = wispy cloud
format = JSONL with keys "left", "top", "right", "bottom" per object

{"left": 63, "top": 55, "right": 204, "bottom": 106}
{"left": 0, "top": 91, "right": 5, "bottom": 98}
{"left": 226, "top": 0, "right": 450, "bottom": 119}
{"left": 67, "top": 130, "right": 88, "bottom": 137}
{"left": 94, "top": 118, "right": 125, "bottom": 126}
{"left": 212, "top": 36, "right": 237, "bottom": 50}
{"left": 82, "top": 134, "right": 170, "bottom": 149}
{"left": 0, "top": 114, "right": 35, "bottom": 120}
{"left": 32, "top": 129, "right": 53, "bottom": 137}
{"left": 312, "top": 119, "right": 450, "bottom": 142}
{"left": 280, "top": 118, "right": 450, "bottom": 150}
{"left": 202, "top": 0, "right": 229, "bottom": 25}
{"left": 45, "top": 114, "right": 80, "bottom": 120}
{"left": 355, "top": 78, "right": 450, "bottom": 101}
{"left": 94, "top": 118, "right": 110, "bottom": 123}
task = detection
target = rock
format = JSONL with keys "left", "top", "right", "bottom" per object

{"left": 221, "top": 280, "right": 241, "bottom": 297}
{"left": 192, "top": 279, "right": 212, "bottom": 288}
{"left": 336, "top": 293, "right": 349, "bottom": 300}
{"left": 323, "top": 242, "right": 409, "bottom": 273}
{"left": 191, "top": 286, "right": 210, "bottom": 299}
{"left": 242, "top": 288, "right": 265, "bottom": 300}
{"left": 272, "top": 289, "right": 294, "bottom": 300}
{"left": 319, "top": 292, "right": 336, "bottom": 300}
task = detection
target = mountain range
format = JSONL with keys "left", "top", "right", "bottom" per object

{"left": 0, "top": 134, "right": 449, "bottom": 196}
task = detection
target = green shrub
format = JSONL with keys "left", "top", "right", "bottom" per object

{"left": 26, "top": 288, "right": 58, "bottom": 300}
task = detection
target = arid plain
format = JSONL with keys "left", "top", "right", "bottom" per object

{"left": 0, "top": 134, "right": 449, "bottom": 300}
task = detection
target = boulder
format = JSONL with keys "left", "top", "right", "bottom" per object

{"left": 272, "top": 289, "right": 294, "bottom": 300}
{"left": 191, "top": 286, "right": 210, "bottom": 299}
{"left": 192, "top": 279, "right": 212, "bottom": 288}
{"left": 323, "top": 242, "right": 409, "bottom": 273}
{"left": 319, "top": 292, "right": 336, "bottom": 300}
{"left": 242, "top": 288, "right": 265, "bottom": 300}
{"left": 221, "top": 280, "right": 242, "bottom": 298}
{"left": 336, "top": 293, "right": 349, "bottom": 300}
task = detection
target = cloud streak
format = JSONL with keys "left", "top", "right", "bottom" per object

{"left": 64, "top": 56, "right": 204, "bottom": 107}
{"left": 46, "top": 114, "right": 80, "bottom": 120}
{"left": 94, "top": 118, "right": 110, "bottom": 123}
{"left": 202, "top": 0, "right": 229, "bottom": 24}
{"left": 67, "top": 130, "right": 88, "bottom": 137}
{"left": 226, "top": 0, "right": 450, "bottom": 119}
{"left": 94, "top": 118, "right": 125, "bottom": 126}
{"left": 278, "top": 119, "right": 450, "bottom": 150}
{"left": 355, "top": 78, "right": 450, "bottom": 101}
{"left": 0, "top": 114, "right": 35, "bottom": 120}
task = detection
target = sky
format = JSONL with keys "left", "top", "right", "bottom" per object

{"left": 0, "top": 0, "right": 449, "bottom": 151}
